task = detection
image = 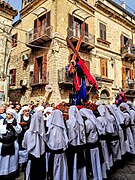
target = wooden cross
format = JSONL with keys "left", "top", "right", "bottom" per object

{"left": 66, "top": 21, "right": 98, "bottom": 91}
{"left": 66, "top": 22, "right": 85, "bottom": 72}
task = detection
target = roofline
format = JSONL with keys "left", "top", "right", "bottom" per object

{"left": 0, "top": 0, "right": 18, "bottom": 17}
{"left": 106, "top": 0, "right": 135, "bottom": 20}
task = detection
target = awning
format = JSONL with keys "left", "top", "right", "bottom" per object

{"left": 72, "top": 9, "right": 91, "bottom": 21}
{"left": 32, "top": 7, "right": 47, "bottom": 17}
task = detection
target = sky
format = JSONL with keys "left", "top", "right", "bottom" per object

{"left": 4, "top": 0, "right": 135, "bottom": 21}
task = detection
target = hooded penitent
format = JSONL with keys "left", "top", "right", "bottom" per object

{"left": 66, "top": 105, "right": 86, "bottom": 146}
{"left": 22, "top": 111, "right": 46, "bottom": 158}
{"left": 45, "top": 109, "right": 68, "bottom": 150}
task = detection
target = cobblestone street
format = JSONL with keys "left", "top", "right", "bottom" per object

{"left": 16, "top": 153, "right": 135, "bottom": 180}
{"left": 108, "top": 154, "right": 135, "bottom": 180}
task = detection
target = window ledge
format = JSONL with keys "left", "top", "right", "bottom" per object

{"left": 101, "top": 77, "right": 114, "bottom": 83}
{"left": 30, "top": 82, "right": 47, "bottom": 87}
{"left": 9, "top": 84, "right": 16, "bottom": 86}
{"left": 97, "top": 38, "right": 111, "bottom": 47}
{"left": 96, "top": 77, "right": 114, "bottom": 83}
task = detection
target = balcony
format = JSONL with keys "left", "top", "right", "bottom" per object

{"left": 26, "top": 25, "right": 53, "bottom": 47}
{"left": 127, "top": 79, "right": 135, "bottom": 90}
{"left": 121, "top": 45, "right": 135, "bottom": 61}
{"left": 94, "top": 75, "right": 102, "bottom": 88}
{"left": 30, "top": 72, "right": 49, "bottom": 87}
{"left": 67, "top": 27, "right": 95, "bottom": 50}
{"left": 58, "top": 68, "right": 73, "bottom": 89}
{"left": 93, "top": 75, "right": 114, "bottom": 88}
{"left": 122, "top": 79, "right": 135, "bottom": 91}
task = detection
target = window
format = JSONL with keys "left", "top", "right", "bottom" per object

{"left": 34, "top": 11, "right": 51, "bottom": 39}
{"left": 9, "top": 69, "right": 16, "bottom": 86}
{"left": 73, "top": 17, "right": 82, "bottom": 38}
{"left": 121, "top": 34, "right": 132, "bottom": 50}
{"left": 12, "top": 33, "right": 17, "bottom": 47}
{"left": 37, "top": 57, "right": 43, "bottom": 83}
{"left": 34, "top": 55, "right": 47, "bottom": 84}
{"left": 130, "top": 69, "right": 134, "bottom": 80}
{"left": 99, "top": 23, "right": 106, "bottom": 41}
{"left": 68, "top": 14, "right": 88, "bottom": 39}
{"left": 100, "top": 59, "right": 107, "bottom": 77}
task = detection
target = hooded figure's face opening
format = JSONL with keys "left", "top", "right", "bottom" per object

{"left": 120, "top": 106, "right": 126, "bottom": 112}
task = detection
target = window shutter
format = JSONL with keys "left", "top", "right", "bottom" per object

{"left": 99, "top": 23, "right": 102, "bottom": 38}
{"left": 122, "top": 67, "right": 126, "bottom": 89}
{"left": 15, "top": 33, "right": 17, "bottom": 46}
{"left": 34, "top": 19, "right": 38, "bottom": 38}
{"left": 12, "top": 33, "right": 17, "bottom": 47}
{"left": 37, "top": 18, "right": 42, "bottom": 37}
{"left": 34, "top": 19, "right": 37, "bottom": 32}
{"left": 103, "top": 25, "right": 106, "bottom": 41}
{"left": 84, "top": 23, "right": 88, "bottom": 36}
{"left": 130, "top": 69, "right": 134, "bottom": 80}
{"left": 46, "top": 11, "right": 51, "bottom": 27}
{"left": 12, "top": 69, "right": 16, "bottom": 85}
{"left": 34, "top": 58, "right": 39, "bottom": 83}
{"left": 46, "top": 11, "right": 51, "bottom": 36}
{"left": 100, "top": 23, "right": 106, "bottom": 40}
{"left": 100, "top": 59, "right": 107, "bottom": 77}
{"left": 68, "top": 14, "right": 73, "bottom": 28}
{"left": 121, "top": 34, "right": 124, "bottom": 48}
{"left": 42, "top": 55, "right": 47, "bottom": 83}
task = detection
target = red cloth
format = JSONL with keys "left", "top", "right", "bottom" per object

{"left": 78, "top": 58, "right": 98, "bottom": 90}
{"left": 73, "top": 74, "right": 81, "bottom": 91}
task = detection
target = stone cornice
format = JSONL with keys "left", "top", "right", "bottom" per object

{"left": 20, "top": 0, "right": 48, "bottom": 18}
{"left": 0, "top": 7, "right": 17, "bottom": 19}
{"left": 95, "top": 45, "right": 121, "bottom": 56}
{"left": 0, "top": 1, "right": 17, "bottom": 17}
{"left": 67, "top": 0, "right": 95, "bottom": 16}
{"left": 78, "top": 0, "right": 95, "bottom": 15}
{"left": 95, "top": 1, "right": 135, "bottom": 30}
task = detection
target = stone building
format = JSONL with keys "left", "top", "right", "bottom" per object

{"left": 0, "top": 0, "right": 17, "bottom": 105}
{"left": 8, "top": 0, "right": 135, "bottom": 105}
{"left": 94, "top": 0, "right": 135, "bottom": 104}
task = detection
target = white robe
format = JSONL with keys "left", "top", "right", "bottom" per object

{"left": 66, "top": 106, "right": 87, "bottom": 180}
{"left": 0, "top": 119, "right": 21, "bottom": 175}
{"left": 53, "top": 154, "right": 69, "bottom": 180}
{"left": 0, "top": 141, "right": 19, "bottom": 175}
{"left": 80, "top": 108, "right": 102, "bottom": 180}
{"left": 123, "top": 112, "right": 135, "bottom": 154}
{"left": 96, "top": 116, "right": 113, "bottom": 170}
{"left": 45, "top": 110, "right": 69, "bottom": 180}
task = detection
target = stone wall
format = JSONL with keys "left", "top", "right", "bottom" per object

{"left": 8, "top": 0, "right": 135, "bottom": 105}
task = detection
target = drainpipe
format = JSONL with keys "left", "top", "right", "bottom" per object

{"left": 3, "top": 25, "right": 13, "bottom": 102}
{"left": 3, "top": 26, "right": 13, "bottom": 77}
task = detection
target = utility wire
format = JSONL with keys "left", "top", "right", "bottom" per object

{"left": 0, "top": 21, "right": 30, "bottom": 33}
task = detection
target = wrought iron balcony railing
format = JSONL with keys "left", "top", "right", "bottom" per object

{"left": 26, "top": 25, "right": 53, "bottom": 44}
{"left": 67, "top": 27, "right": 95, "bottom": 48}
{"left": 30, "top": 72, "right": 49, "bottom": 86}
{"left": 58, "top": 67, "right": 73, "bottom": 85}
{"left": 127, "top": 79, "right": 135, "bottom": 90}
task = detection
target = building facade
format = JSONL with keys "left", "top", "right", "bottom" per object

{"left": 0, "top": 1, "right": 17, "bottom": 105}
{"left": 8, "top": 0, "right": 135, "bottom": 105}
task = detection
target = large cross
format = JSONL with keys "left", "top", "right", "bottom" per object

{"left": 66, "top": 22, "right": 98, "bottom": 90}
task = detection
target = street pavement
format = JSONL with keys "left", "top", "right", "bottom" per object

{"left": 16, "top": 153, "right": 135, "bottom": 180}
{"left": 108, "top": 153, "right": 135, "bottom": 180}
